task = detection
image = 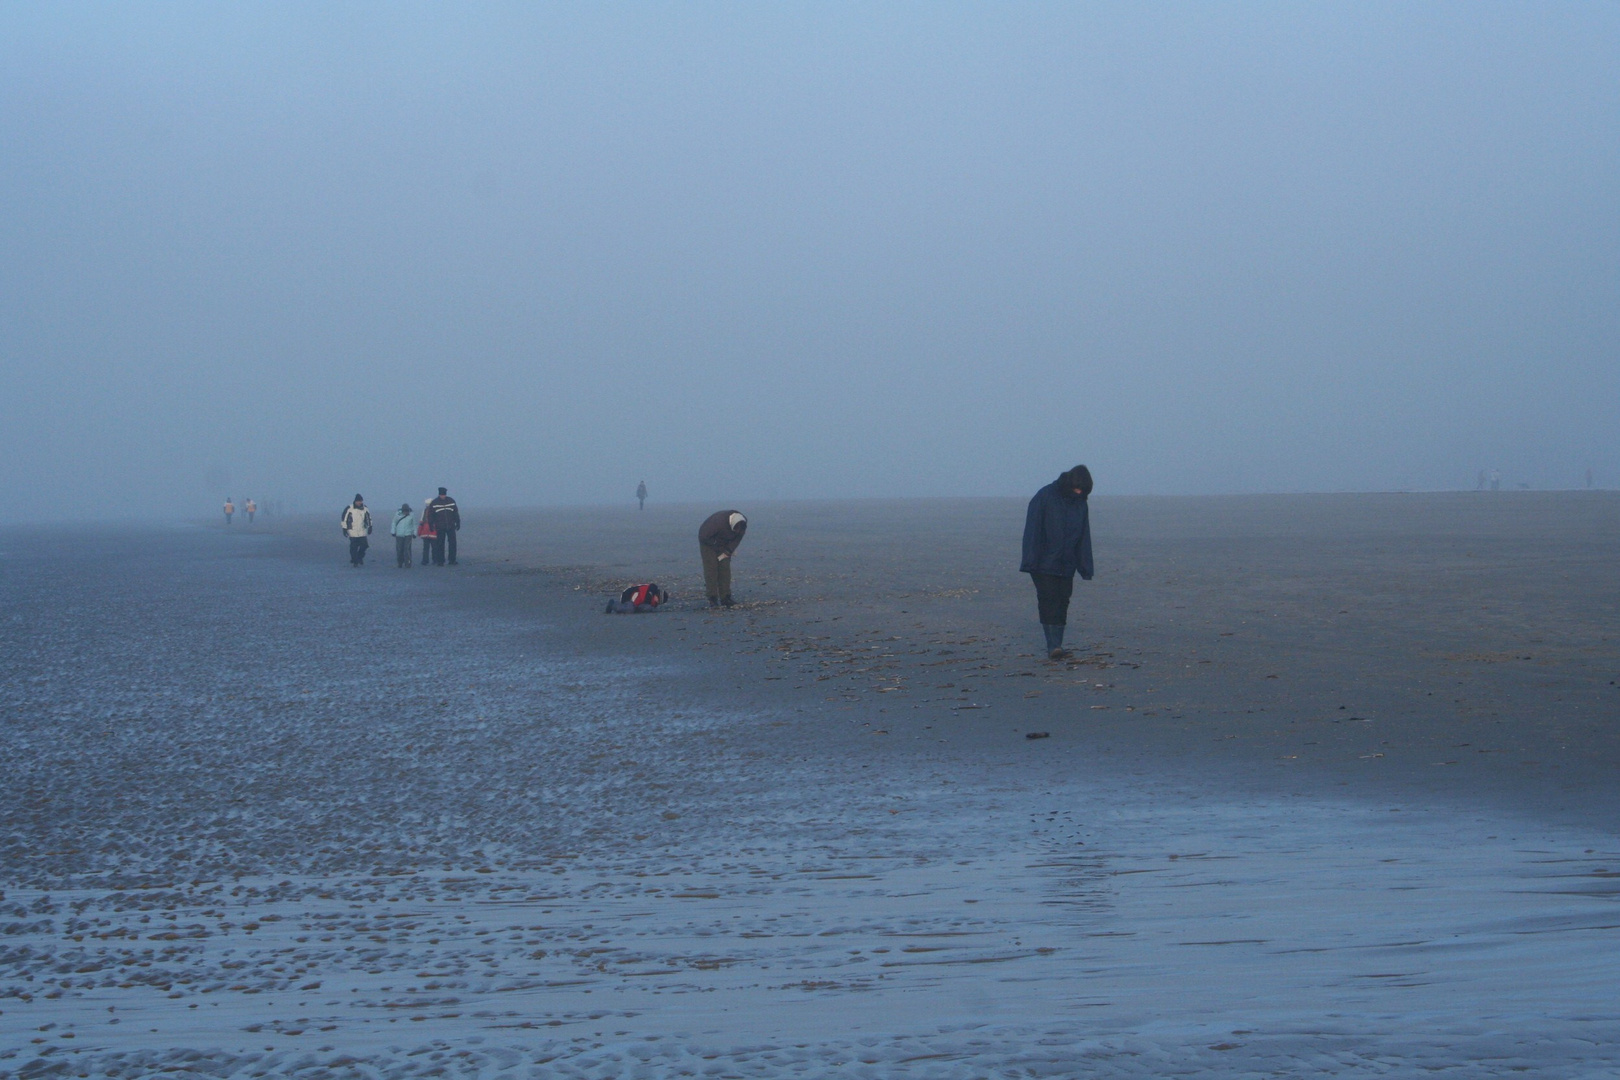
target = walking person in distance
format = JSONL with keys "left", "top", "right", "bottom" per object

{"left": 391, "top": 503, "right": 417, "bottom": 568}
{"left": 698, "top": 510, "right": 747, "bottom": 608}
{"left": 1020, "top": 465, "right": 1094, "bottom": 660}
{"left": 341, "top": 494, "right": 373, "bottom": 567}
{"left": 637, "top": 480, "right": 648, "bottom": 511}
{"left": 428, "top": 487, "right": 461, "bottom": 566}
{"left": 223, "top": 498, "right": 234, "bottom": 525}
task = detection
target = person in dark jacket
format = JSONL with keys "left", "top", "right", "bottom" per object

{"left": 636, "top": 480, "right": 648, "bottom": 510}
{"left": 698, "top": 510, "right": 747, "bottom": 608}
{"left": 1020, "top": 465, "right": 1094, "bottom": 659}
{"left": 428, "top": 487, "right": 461, "bottom": 566}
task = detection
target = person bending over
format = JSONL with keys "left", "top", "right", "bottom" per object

{"left": 1020, "top": 465, "right": 1093, "bottom": 659}
{"left": 698, "top": 510, "right": 747, "bottom": 608}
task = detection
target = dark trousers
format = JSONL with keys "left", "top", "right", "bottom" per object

{"left": 395, "top": 536, "right": 413, "bottom": 567}
{"left": 348, "top": 537, "right": 369, "bottom": 565}
{"left": 432, "top": 529, "right": 457, "bottom": 565}
{"left": 1030, "top": 572, "right": 1073, "bottom": 625}
{"left": 421, "top": 535, "right": 433, "bottom": 564}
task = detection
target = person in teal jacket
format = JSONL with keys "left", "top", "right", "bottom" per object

{"left": 390, "top": 503, "right": 417, "bottom": 568}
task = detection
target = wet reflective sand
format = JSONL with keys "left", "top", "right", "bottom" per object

{"left": 2, "top": 499, "right": 1617, "bottom": 1076}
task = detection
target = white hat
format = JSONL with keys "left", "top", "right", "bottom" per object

{"left": 729, "top": 512, "right": 747, "bottom": 530}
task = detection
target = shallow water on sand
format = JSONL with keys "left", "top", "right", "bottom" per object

{"left": 1, "top": 529, "right": 1616, "bottom": 1076}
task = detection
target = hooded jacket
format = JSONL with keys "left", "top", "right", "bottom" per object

{"left": 390, "top": 510, "right": 417, "bottom": 538}
{"left": 698, "top": 510, "right": 746, "bottom": 555}
{"left": 1020, "top": 479, "right": 1092, "bottom": 579}
{"left": 341, "top": 504, "right": 373, "bottom": 539}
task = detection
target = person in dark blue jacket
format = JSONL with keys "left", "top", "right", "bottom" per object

{"left": 1020, "top": 465, "right": 1094, "bottom": 659}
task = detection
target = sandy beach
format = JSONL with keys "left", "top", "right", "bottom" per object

{"left": 330, "top": 491, "right": 1620, "bottom": 828}
{"left": 2, "top": 492, "right": 1617, "bottom": 1076}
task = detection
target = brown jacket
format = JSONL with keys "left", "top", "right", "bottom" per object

{"left": 698, "top": 510, "right": 747, "bottom": 555}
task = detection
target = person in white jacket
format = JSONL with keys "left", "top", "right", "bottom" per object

{"left": 341, "top": 495, "right": 372, "bottom": 567}
{"left": 390, "top": 503, "right": 417, "bottom": 568}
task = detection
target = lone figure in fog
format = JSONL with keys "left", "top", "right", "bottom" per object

{"left": 698, "top": 510, "right": 747, "bottom": 608}
{"left": 1020, "top": 465, "right": 1094, "bottom": 660}
{"left": 341, "top": 494, "right": 372, "bottom": 567}
{"left": 637, "top": 480, "right": 648, "bottom": 511}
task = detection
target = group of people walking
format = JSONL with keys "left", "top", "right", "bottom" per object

{"left": 341, "top": 488, "right": 461, "bottom": 568}
{"left": 222, "top": 498, "right": 257, "bottom": 524}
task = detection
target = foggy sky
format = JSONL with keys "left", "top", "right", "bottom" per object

{"left": 3, "top": 2, "right": 1617, "bottom": 518}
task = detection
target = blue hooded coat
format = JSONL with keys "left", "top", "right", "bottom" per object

{"left": 1020, "top": 480, "right": 1093, "bottom": 580}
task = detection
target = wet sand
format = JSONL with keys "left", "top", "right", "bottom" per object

{"left": 2, "top": 494, "right": 1618, "bottom": 1076}
{"left": 343, "top": 492, "right": 1620, "bottom": 831}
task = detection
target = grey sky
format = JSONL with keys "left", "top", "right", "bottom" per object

{"left": 2, "top": 2, "right": 1616, "bottom": 516}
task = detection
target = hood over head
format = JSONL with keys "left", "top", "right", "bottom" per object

{"left": 1057, "top": 466, "right": 1093, "bottom": 497}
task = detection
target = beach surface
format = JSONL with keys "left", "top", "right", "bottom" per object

{"left": 2, "top": 493, "right": 1618, "bottom": 1076}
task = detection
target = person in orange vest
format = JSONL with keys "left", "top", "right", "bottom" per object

{"left": 244, "top": 498, "right": 257, "bottom": 523}
{"left": 223, "top": 498, "right": 235, "bottom": 525}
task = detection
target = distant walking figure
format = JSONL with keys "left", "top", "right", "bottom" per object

{"left": 428, "top": 488, "right": 461, "bottom": 566}
{"left": 391, "top": 503, "right": 417, "bottom": 568}
{"left": 1490, "top": 469, "right": 1501, "bottom": 492}
{"left": 637, "top": 480, "right": 648, "bottom": 511}
{"left": 698, "top": 510, "right": 747, "bottom": 608}
{"left": 245, "top": 498, "right": 256, "bottom": 524}
{"left": 341, "top": 494, "right": 372, "bottom": 567}
{"left": 1020, "top": 465, "right": 1094, "bottom": 660}
{"left": 417, "top": 495, "right": 437, "bottom": 566}
{"left": 223, "top": 498, "right": 235, "bottom": 525}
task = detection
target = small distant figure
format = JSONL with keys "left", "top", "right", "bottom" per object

{"left": 417, "top": 495, "right": 437, "bottom": 566}
{"left": 341, "top": 494, "right": 372, "bottom": 567}
{"left": 637, "top": 480, "right": 648, "bottom": 511}
{"left": 428, "top": 487, "right": 461, "bottom": 566}
{"left": 245, "top": 498, "right": 257, "bottom": 524}
{"left": 1021, "top": 465, "right": 1094, "bottom": 660}
{"left": 223, "top": 498, "right": 235, "bottom": 525}
{"left": 1476, "top": 469, "right": 1487, "bottom": 491}
{"left": 698, "top": 510, "right": 747, "bottom": 608}
{"left": 1490, "top": 469, "right": 1501, "bottom": 492}
{"left": 391, "top": 503, "right": 417, "bottom": 568}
